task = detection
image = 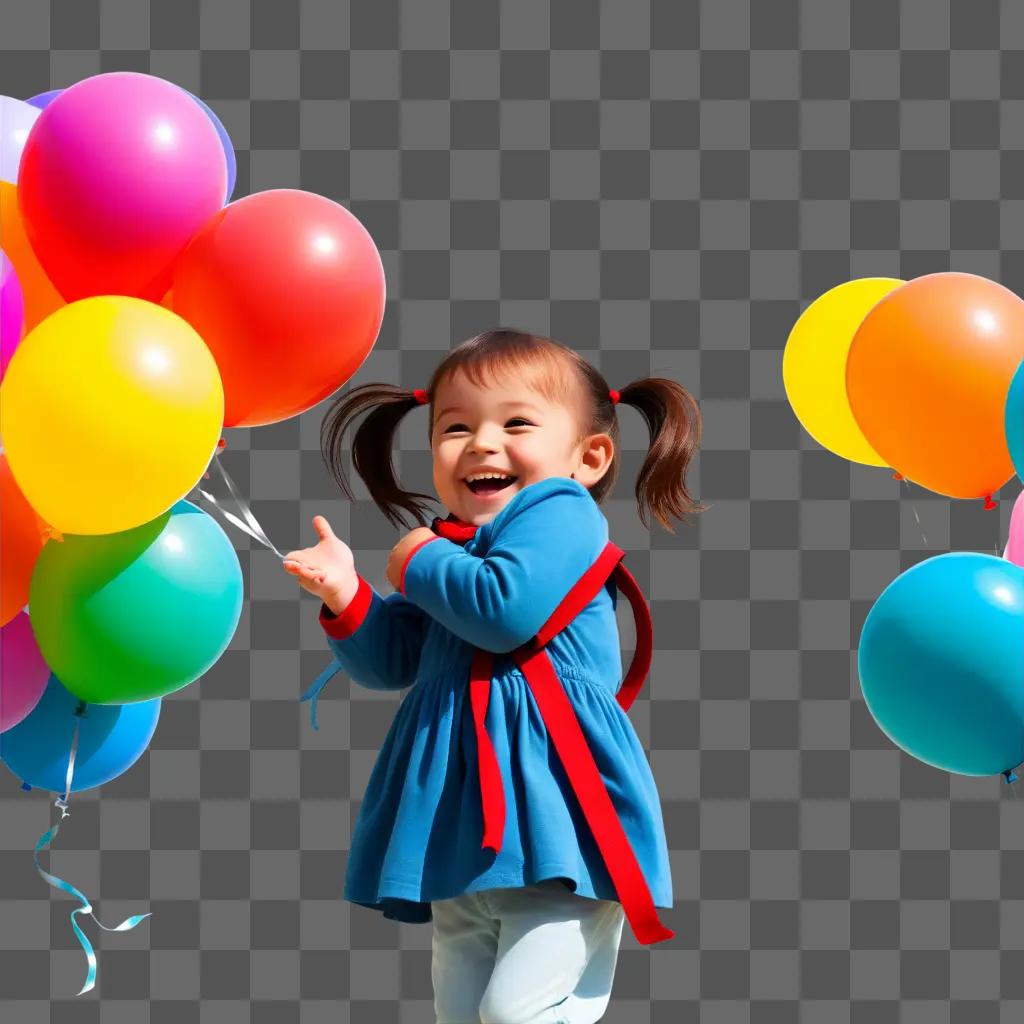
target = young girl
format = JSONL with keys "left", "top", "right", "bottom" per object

{"left": 283, "top": 329, "right": 702, "bottom": 1023}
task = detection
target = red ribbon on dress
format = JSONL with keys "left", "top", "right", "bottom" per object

{"left": 430, "top": 515, "right": 674, "bottom": 946}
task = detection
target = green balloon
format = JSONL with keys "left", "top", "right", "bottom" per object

{"left": 28, "top": 500, "right": 243, "bottom": 704}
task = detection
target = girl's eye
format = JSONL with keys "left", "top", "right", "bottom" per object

{"left": 441, "top": 419, "right": 532, "bottom": 433}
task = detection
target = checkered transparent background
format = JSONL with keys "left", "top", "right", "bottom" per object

{"left": 1, "top": 1, "right": 1023, "bottom": 1021}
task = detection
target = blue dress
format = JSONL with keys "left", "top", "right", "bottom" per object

{"left": 314, "top": 476, "right": 673, "bottom": 923}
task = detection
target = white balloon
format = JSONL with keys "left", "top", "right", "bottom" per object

{"left": 0, "top": 95, "right": 41, "bottom": 185}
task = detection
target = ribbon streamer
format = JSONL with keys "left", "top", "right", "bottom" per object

{"left": 298, "top": 658, "right": 344, "bottom": 731}
{"left": 33, "top": 704, "right": 151, "bottom": 996}
{"left": 192, "top": 446, "right": 286, "bottom": 560}
{"left": 193, "top": 448, "right": 341, "bottom": 728}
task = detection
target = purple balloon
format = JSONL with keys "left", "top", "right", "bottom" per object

{"left": 184, "top": 91, "right": 237, "bottom": 202}
{"left": 27, "top": 89, "right": 63, "bottom": 110}
{"left": 0, "top": 250, "right": 25, "bottom": 380}
{"left": 0, "top": 610, "right": 50, "bottom": 734}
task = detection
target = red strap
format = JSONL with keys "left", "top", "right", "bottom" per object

{"left": 534, "top": 543, "right": 625, "bottom": 648}
{"left": 610, "top": 561, "right": 653, "bottom": 713}
{"left": 514, "top": 646, "right": 674, "bottom": 945}
{"left": 530, "top": 542, "right": 653, "bottom": 711}
{"left": 469, "top": 649, "right": 505, "bottom": 853}
{"left": 461, "top": 539, "right": 669, "bottom": 944}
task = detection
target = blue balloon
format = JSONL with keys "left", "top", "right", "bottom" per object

{"left": 1007, "top": 358, "right": 1024, "bottom": 485}
{"left": 183, "top": 90, "right": 236, "bottom": 203}
{"left": 0, "top": 674, "right": 160, "bottom": 794}
{"left": 26, "top": 89, "right": 63, "bottom": 110}
{"left": 859, "top": 552, "right": 1024, "bottom": 778}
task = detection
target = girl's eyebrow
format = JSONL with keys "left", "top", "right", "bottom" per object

{"left": 435, "top": 400, "right": 544, "bottom": 419}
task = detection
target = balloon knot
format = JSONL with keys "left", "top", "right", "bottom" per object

{"left": 892, "top": 472, "right": 904, "bottom": 481}
{"left": 983, "top": 494, "right": 997, "bottom": 511}
{"left": 1004, "top": 768, "right": 1019, "bottom": 784}
{"left": 217, "top": 438, "right": 226, "bottom": 450}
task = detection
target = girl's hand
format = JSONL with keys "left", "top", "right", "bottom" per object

{"left": 283, "top": 515, "right": 359, "bottom": 615}
{"left": 386, "top": 527, "right": 438, "bottom": 590}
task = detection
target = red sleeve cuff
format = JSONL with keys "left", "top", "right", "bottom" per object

{"left": 319, "top": 575, "right": 372, "bottom": 639}
{"left": 399, "top": 536, "right": 440, "bottom": 595}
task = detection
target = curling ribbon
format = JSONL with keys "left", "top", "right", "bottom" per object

{"left": 33, "top": 703, "right": 151, "bottom": 995}
{"left": 192, "top": 442, "right": 286, "bottom": 560}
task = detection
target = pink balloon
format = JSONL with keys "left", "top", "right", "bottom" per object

{"left": 1005, "top": 490, "right": 1024, "bottom": 569}
{"left": 0, "top": 250, "right": 24, "bottom": 380}
{"left": 0, "top": 610, "right": 49, "bottom": 733}
{"left": 18, "top": 72, "right": 227, "bottom": 302}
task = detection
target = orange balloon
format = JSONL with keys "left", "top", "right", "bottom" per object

{"left": 847, "top": 272, "right": 1024, "bottom": 499}
{"left": 0, "top": 454, "right": 51, "bottom": 626}
{"left": 0, "top": 182, "right": 64, "bottom": 333}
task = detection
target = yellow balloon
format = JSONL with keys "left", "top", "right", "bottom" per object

{"left": 783, "top": 278, "right": 903, "bottom": 466}
{"left": 0, "top": 296, "right": 224, "bottom": 534}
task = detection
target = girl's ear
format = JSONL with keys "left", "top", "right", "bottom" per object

{"left": 573, "top": 432, "right": 614, "bottom": 488}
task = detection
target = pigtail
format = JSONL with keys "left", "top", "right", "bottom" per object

{"left": 619, "top": 378, "right": 705, "bottom": 533}
{"left": 320, "top": 383, "right": 437, "bottom": 530}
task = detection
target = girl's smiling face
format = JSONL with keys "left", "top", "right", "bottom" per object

{"left": 430, "top": 368, "right": 613, "bottom": 525}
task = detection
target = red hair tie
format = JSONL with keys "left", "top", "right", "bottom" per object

{"left": 608, "top": 389, "right": 620, "bottom": 405}
{"left": 412, "top": 389, "right": 430, "bottom": 405}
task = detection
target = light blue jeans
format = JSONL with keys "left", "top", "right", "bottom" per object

{"left": 431, "top": 878, "right": 626, "bottom": 1024}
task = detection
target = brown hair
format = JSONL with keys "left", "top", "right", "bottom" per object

{"left": 321, "top": 329, "right": 704, "bottom": 532}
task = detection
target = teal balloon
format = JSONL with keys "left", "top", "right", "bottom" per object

{"left": 1007, "top": 358, "right": 1024, "bottom": 485}
{"left": 859, "top": 552, "right": 1024, "bottom": 778}
{"left": 0, "top": 674, "right": 159, "bottom": 793}
{"left": 28, "top": 500, "right": 243, "bottom": 705}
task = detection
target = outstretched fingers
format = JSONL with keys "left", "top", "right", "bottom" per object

{"left": 283, "top": 560, "right": 325, "bottom": 584}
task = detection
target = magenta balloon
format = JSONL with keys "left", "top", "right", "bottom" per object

{"left": 0, "top": 250, "right": 24, "bottom": 380}
{"left": 0, "top": 610, "right": 50, "bottom": 733}
{"left": 18, "top": 72, "right": 227, "bottom": 302}
{"left": 1005, "top": 490, "right": 1024, "bottom": 568}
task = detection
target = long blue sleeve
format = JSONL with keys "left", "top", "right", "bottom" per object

{"left": 322, "top": 587, "right": 428, "bottom": 691}
{"left": 400, "top": 477, "right": 608, "bottom": 653}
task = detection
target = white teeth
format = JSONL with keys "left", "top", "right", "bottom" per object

{"left": 466, "top": 472, "right": 514, "bottom": 483}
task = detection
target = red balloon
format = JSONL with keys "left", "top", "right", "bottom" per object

{"left": 171, "top": 190, "right": 386, "bottom": 427}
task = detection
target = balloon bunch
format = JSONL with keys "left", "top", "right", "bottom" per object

{"left": 0, "top": 72, "right": 385, "bottom": 995}
{"left": 784, "top": 274, "right": 1024, "bottom": 787}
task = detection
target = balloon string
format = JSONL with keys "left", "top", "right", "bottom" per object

{"left": 900, "top": 478, "right": 929, "bottom": 548}
{"left": 192, "top": 447, "right": 286, "bottom": 560}
{"left": 34, "top": 704, "right": 151, "bottom": 996}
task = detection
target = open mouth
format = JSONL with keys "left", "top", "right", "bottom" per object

{"left": 464, "top": 474, "right": 518, "bottom": 496}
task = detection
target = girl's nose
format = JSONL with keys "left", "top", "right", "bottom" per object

{"left": 469, "top": 429, "right": 500, "bottom": 453}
